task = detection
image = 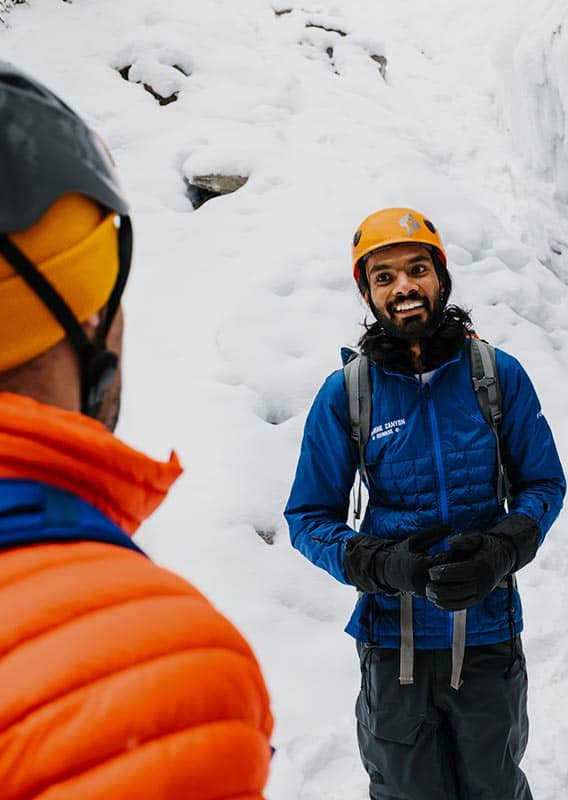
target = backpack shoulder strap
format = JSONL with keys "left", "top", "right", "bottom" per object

{"left": 343, "top": 354, "right": 371, "bottom": 523}
{"left": 469, "top": 338, "right": 510, "bottom": 506}
{"left": 470, "top": 338, "right": 502, "bottom": 426}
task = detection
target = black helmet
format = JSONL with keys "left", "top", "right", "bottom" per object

{"left": 0, "top": 61, "right": 132, "bottom": 418}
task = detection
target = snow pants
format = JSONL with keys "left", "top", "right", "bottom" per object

{"left": 355, "top": 638, "right": 532, "bottom": 800}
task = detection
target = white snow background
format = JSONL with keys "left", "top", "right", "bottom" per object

{"left": 2, "top": 1, "right": 568, "bottom": 797}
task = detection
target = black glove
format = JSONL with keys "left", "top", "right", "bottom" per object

{"left": 344, "top": 526, "right": 450, "bottom": 596}
{"left": 426, "top": 514, "right": 540, "bottom": 611}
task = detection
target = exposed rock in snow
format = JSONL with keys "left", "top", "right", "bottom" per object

{"left": 305, "top": 21, "right": 347, "bottom": 37}
{"left": 184, "top": 173, "right": 249, "bottom": 209}
{"left": 370, "top": 53, "right": 387, "bottom": 78}
{"left": 116, "top": 55, "right": 190, "bottom": 106}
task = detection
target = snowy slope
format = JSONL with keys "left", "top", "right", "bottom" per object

{"left": 1, "top": 1, "right": 567, "bottom": 797}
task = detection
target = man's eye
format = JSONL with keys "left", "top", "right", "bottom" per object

{"left": 374, "top": 273, "right": 391, "bottom": 284}
{"left": 412, "top": 264, "right": 427, "bottom": 275}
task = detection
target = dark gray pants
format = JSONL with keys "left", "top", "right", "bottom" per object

{"left": 356, "top": 639, "right": 533, "bottom": 800}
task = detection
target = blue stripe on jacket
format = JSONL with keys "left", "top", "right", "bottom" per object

{"left": 0, "top": 479, "right": 146, "bottom": 555}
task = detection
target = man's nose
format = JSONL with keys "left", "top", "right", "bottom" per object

{"left": 392, "top": 271, "right": 417, "bottom": 295}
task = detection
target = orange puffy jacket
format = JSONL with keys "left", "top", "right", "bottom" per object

{"left": 0, "top": 394, "right": 273, "bottom": 799}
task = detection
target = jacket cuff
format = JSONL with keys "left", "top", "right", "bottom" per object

{"left": 343, "top": 535, "right": 397, "bottom": 594}
{"left": 489, "top": 514, "right": 540, "bottom": 571}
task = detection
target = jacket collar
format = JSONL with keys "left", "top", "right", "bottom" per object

{"left": 381, "top": 346, "right": 466, "bottom": 383}
{"left": 0, "top": 393, "right": 182, "bottom": 534}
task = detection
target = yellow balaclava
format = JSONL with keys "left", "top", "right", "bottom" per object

{"left": 0, "top": 193, "right": 119, "bottom": 372}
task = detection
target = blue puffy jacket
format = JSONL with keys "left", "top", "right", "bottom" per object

{"left": 285, "top": 344, "right": 566, "bottom": 648}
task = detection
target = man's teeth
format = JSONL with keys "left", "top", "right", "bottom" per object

{"left": 393, "top": 301, "right": 424, "bottom": 312}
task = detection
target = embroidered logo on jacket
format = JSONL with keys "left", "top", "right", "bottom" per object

{"left": 371, "top": 418, "right": 406, "bottom": 440}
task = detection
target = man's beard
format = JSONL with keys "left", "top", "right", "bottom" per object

{"left": 372, "top": 291, "right": 444, "bottom": 341}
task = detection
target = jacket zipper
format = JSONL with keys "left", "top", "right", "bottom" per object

{"left": 424, "top": 383, "right": 453, "bottom": 645}
{"left": 424, "top": 383, "right": 449, "bottom": 526}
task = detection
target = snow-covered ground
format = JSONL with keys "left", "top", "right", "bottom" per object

{"left": 2, "top": 1, "right": 567, "bottom": 797}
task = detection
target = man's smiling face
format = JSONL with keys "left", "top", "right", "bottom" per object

{"left": 363, "top": 243, "right": 442, "bottom": 340}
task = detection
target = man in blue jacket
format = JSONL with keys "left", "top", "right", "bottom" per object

{"left": 285, "top": 207, "right": 565, "bottom": 800}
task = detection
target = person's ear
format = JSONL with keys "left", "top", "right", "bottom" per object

{"left": 83, "top": 311, "right": 102, "bottom": 335}
{"left": 83, "top": 311, "right": 102, "bottom": 328}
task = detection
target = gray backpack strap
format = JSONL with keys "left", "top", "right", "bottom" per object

{"left": 399, "top": 593, "right": 415, "bottom": 685}
{"left": 470, "top": 338, "right": 510, "bottom": 507}
{"left": 451, "top": 609, "right": 467, "bottom": 690}
{"left": 343, "top": 354, "right": 371, "bottom": 524}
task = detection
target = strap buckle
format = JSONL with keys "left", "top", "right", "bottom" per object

{"left": 472, "top": 376, "right": 496, "bottom": 390}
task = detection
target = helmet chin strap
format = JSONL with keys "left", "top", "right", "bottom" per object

{"left": 0, "top": 220, "right": 131, "bottom": 418}
{"left": 84, "top": 216, "right": 132, "bottom": 418}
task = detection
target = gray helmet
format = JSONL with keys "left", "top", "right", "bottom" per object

{"left": 0, "top": 60, "right": 129, "bottom": 230}
{"left": 0, "top": 61, "right": 132, "bottom": 417}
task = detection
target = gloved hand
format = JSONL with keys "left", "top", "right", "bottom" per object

{"left": 344, "top": 526, "right": 450, "bottom": 596}
{"left": 426, "top": 514, "right": 540, "bottom": 611}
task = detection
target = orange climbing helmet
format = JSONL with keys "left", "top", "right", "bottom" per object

{"left": 352, "top": 207, "right": 447, "bottom": 283}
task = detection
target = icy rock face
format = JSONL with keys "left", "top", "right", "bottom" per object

{"left": 500, "top": 10, "right": 568, "bottom": 194}
{"left": 495, "top": 3, "right": 568, "bottom": 280}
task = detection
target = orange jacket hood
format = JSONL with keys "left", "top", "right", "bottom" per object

{"left": 0, "top": 393, "right": 183, "bottom": 534}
